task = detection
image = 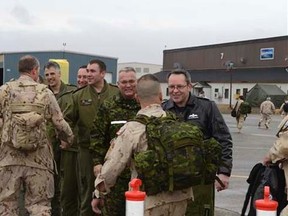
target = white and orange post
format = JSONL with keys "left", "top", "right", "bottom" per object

{"left": 255, "top": 186, "right": 278, "bottom": 216}
{"left": 125, "top": 178, "right": 146, "bottom": 216}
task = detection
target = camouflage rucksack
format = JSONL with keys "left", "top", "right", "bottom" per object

{"left": 1, "top": 81, "right": 47, "bottom": 152}
{"left": 133, "top": 112, "right": 222, "bottom": 195}
{"left": 239, "top": 102, "right": 252, "bottom": 114}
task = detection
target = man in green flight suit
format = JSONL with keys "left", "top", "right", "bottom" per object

{"left": 58, "top": 65, "right": 88, "bottom": 216}
{"left": 90, "top": 67, "right": 140, "bottom": 216}
{"left": 44, "top": 61, "right": 77, "bottom": 216}
{"left": 63, "top": 59, "right": 119, "bottom": 216}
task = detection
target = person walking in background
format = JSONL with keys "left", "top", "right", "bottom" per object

{"left": 91, "top": 74, "right": 193, "bottom": 216}
{"left": 63, "top": 59, "right": 119, "bottom": 216}
{"left": 233, "top": 95, "right": 245, "bottom": 133}
{"left": 90, "top": 67, "right": 140, "bottom": 216}
{"left": 0, "top": 55, "right": 74, "bottom": 216}
{"left": 58, "top": 65, "right": 88, "bottom": 216}
{"left": 258, "top": 97, "right": 275, "bottom": 129}
{"left": 162, "top": 69, "right": 233, "bottom": 216}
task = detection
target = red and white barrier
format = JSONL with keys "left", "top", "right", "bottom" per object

{"left": 255, "top": 186, "right": 278, "bottom": 216}
{"left": 125, "top": 178, "right": 146, "bottom": 216}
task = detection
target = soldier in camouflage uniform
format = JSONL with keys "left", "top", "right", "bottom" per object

{"left": 63, "top": 59, "right": 119, "bottom": 216}
{"left": 90, "top": 67, "right": 140, "bottom": 216}
{"left": 58, "top": 65, "right": 88, "bottom": 216}
{"left": 44, "top": 61, "right": 77, "bottom": 216}
{"left": 0, "top": 55, "right": 74, "bottom": 216}
{"left": 91, "top": 74, "right": 193, "bottom": 216}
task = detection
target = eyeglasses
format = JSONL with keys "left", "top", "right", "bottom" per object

{"left": 118, "top": 80, "right": 136, "bottom": 85}
{"left": 168, "top": 85, "right": 188, "bottom": 90}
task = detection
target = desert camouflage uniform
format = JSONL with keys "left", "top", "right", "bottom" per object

{"left": 64, "top": 80, "right": 119, "bottom": 216}
{"left": 268, "top": 116, "right": 288, "bottom": 216}
{"left": 47, "top": 81, "right": 77, "bottom": 216}
{"left": 90, "top": 93, "right": 140, "bottom": 216}
{"left": 259, "top": 99, "right": 275, "bottom": 128}
{"left": 94, "top": 104, "right": 193, "bottom": 216}
{"left": 0, "top": 75, "right": 74, "bottom": 216}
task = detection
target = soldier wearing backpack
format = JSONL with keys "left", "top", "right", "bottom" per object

{"left": 0, "top": 55, "right": 74, "bottom": 215}
{"left": 162, "top": 69, "right": 233, "bottom": 216}
{"left": 91, "top": 74, "right": 193, "bottom": 216}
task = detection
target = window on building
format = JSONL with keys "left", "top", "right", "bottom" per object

{"left": 135, "top": 67, "right": 141, "bottom": 73}
{"left": 236, "top": 89, "right": 240, "bottom": 95}
{"left": 224, "top": 89, "right": 229, "bottom": 99}
{"left": 214, "top": 88, "right": 219, "bottom": 98}
{"left": 143, "top": 68, "right": 149, "bottom": 73}
{"left": 243, "top": 88, "right": 248, "bottom": 98}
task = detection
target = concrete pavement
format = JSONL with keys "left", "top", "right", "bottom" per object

{"left": 215, "top": 207, "right": 241, "bottom": 216}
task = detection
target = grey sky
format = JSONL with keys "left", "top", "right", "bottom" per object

{"left": 0, "top": 0, "right": 287, "bottom": 64}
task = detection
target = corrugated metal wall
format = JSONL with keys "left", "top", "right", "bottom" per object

{"left": 163, "top": 36, "right": 288, "bottom": 71}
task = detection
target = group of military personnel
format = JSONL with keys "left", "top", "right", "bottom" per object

{"left": 0, "top": 55, "right": 233, "bottom": 216}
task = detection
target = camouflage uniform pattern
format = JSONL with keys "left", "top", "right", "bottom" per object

{"left": 64, "top": 80, "right": 119, "bottom": 216}
{"left": 94, "top": 104, "right": 193, "bottom": 215}
{"left": 0, "top": 76, "right": 74, "bottom": 215}
{"left": 90, "top": 93, "right": 140, "bottom": 216}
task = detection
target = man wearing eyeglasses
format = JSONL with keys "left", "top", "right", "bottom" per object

{"left": 90, "top": 67, "right": 140, "bottom": 216}
{"left": 162, "top": 69, "right": 233, "bottom": 216}
{"left": 63, "top": 59, "right": 119, "bottom": 216}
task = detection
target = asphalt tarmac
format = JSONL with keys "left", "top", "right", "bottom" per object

{"left": 215, "top": 113, "right": 283, "bottom": 215}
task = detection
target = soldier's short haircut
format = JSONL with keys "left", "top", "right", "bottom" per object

{"left": 18, "top": 55, "right": 40, "bottom": 73}
{"left": 137, "top": 74, "right": 160, "bottom": 100}
{"left": 119, "top": 67, "right": 136, "bottom": 74}
{"left": 79, "top": 65, "right": 87, "bottom": 69}
{"left": 43, "top": 61, "right": 61, "bottom": 71}
{"left": 89, "top": 59, "right": 106, "bottom": 71}
{"left": 167, "top": 69, "right": 191, "bottom": 84}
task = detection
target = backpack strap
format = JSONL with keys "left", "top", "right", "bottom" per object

{"left": 4, "top": 81, "right": 47, "bottom": 115}
{"left": 10, "top": 103, "right": 45, "bottom": 114}
{"left": 241, "top": 163, "right": 265, "bottom": 216}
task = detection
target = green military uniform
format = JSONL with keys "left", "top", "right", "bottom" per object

{"left": 58, "top": 91, "right": 80, "bottom": 216}
{"left": 48, "top": 81, "right": 77, "bottom": 216}
{"left": 64, "top": 81, "right": 119, "bottom": 216}
{"left": 90, "top": 93, "right": 140, "bottom": 216}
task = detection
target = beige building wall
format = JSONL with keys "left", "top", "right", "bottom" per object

{"left": 117, "top": 62, "right": 162, "bottom": 79}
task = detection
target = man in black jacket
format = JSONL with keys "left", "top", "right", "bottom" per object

{"left": 162, "top": 69, "right": 233, "bottom": 216}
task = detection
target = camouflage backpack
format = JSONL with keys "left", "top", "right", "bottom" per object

{"left": 1, "top": 81, "right": 47, "bottom": 152}
{"left": 133, "top": 112, "right": 222, "bottom": 195}
{"left": 239, "top": 102, "right": 252, "bottom": 114}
